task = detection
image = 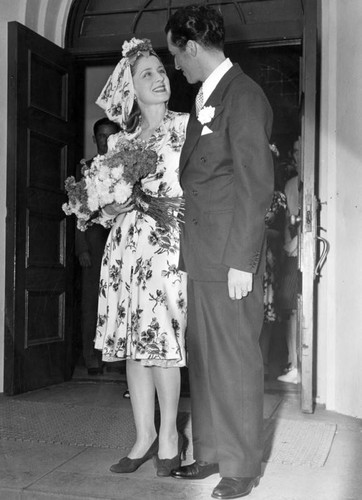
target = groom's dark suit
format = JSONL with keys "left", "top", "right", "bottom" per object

{"left": 179, "top": 64, "right": 274, "bottom": 477}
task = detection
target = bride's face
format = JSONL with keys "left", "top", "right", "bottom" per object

{"left": 132, "top": 55, "right": 170, "bottom": 106}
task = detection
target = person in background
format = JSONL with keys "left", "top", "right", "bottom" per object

{"left": 75, "top": 118, "right": 120, "bottom": 375}
{"left": 94, "top": 38, "right": 188, "bottom": 478}
{"left": 259, "top": 145, "right": 287, "bottom": 376}
{"left": 166, "top": 5, "right": 274, "bottom": 499}
{"left": 277, "top": 137, "right": 301, "bottom": 384}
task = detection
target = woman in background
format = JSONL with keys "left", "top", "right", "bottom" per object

{"left": 260, "top": 145, "right": 287, "bottom": 375}
{"left": 277, "top": 138, "right": 301, "bottom": 384}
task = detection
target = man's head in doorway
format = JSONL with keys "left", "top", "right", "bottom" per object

{"left": 93, "top": 117, "right": 120, "bottom": 155}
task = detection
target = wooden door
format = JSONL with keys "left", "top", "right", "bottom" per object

{"left": 299, "top": 0, "right": 319, "bottom": 413}
{"left": 5, "top": 22, "right": 77, "bottom": 394}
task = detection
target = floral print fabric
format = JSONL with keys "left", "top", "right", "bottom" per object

{"left": 94, "top": 111, "right": 188, "bottom": 366}
{"left": 263, "top": 190, "right": 287, "bottom": 323}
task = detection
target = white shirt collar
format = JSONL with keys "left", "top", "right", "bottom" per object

{"left": 202, "top": 58, "right": 233, "bottom": 104}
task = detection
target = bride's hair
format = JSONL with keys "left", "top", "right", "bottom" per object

{"left": 125, "top": 103, "right": 141, "bottom": 134}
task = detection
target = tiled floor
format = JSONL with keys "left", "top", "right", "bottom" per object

{"left": 1, "top": 371, "right": 362, "bottom": 500}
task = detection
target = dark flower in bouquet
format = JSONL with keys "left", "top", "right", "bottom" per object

{"left": 62, "top": 138, "right": 184, "bottom": 232}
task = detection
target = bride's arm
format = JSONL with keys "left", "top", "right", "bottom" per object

{"left": 97, "top": 198, "right": 135, "bottom": 227}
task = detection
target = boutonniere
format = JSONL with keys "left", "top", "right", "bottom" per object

{"left": 198, "top": 106, "right": 215, "bottom": 125}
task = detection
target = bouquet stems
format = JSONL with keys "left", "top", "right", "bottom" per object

{"left": 132, "top": 183, "right": 184, "bottom": 232}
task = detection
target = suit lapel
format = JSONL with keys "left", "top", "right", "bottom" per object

{"left": 180, "top": 64, "right": 244, "bottom": 177}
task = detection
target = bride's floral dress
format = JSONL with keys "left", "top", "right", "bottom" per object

{"left": 94, "top": 110, "right": 188, "bottom": 366}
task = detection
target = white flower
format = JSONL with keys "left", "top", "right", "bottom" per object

{"left": 111, "top": 166, "right": 124, "bottom": 180}
{"left": 62, "top": 203, "right": 72, "bottom": 216}
{"left": 85, "top": 180, "right": 100, "bottom": 212}
{"left": 198, "top": 106, "right": 215, "bottom": 125}
{"left": 122, "top": 38, "right": 139, "bottom": 57}
{"left": 97, "top": 164, "right": 110, "bottom": 181}
{"left": 113, "top": 182, "right": 132, "bottom": 204}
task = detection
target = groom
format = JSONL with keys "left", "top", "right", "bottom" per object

{"left": 166, "top": 5, "right": 274, "bottom": 499}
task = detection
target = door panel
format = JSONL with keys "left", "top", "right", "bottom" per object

{"left": 299, "top": 0, "right": 319, "bottom": 413}
{"left": 5, "top": 22, "right": 76, "bottom": 394}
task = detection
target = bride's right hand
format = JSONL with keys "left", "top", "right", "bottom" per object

{"left": 103, "top": 198, "right": 135, "bottom": 216}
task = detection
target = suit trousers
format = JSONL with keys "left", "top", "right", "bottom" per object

{"left": 80, "top": 226, "right": 109, "bottom": 368}
{"left": 187, "top": 275, "right": 264, "bottom": 477}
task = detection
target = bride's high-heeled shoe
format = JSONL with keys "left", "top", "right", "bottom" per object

{"left": 110, "top": 437, "right": 158, "bottom": 473}
{"left": 155, "top": 433, "right": 187, "bottom": 477}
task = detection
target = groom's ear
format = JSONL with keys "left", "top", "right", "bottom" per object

{"left": 186, "top": 40, "right": 198, "bottom": 57}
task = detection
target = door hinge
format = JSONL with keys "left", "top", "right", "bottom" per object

{"left": 305, "top": 204, "right": 312, "bottom": 232}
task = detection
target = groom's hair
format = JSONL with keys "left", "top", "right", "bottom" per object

{"left": 165, "top": 4, "right": 225, "bottom": 51}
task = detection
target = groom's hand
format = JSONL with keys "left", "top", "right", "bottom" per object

{"left": 227, "top": 268, "right": 253, "bottom": 300}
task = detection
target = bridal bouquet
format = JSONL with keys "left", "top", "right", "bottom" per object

{"left": 62, "top": 138, "right": 183, "bottom": 232}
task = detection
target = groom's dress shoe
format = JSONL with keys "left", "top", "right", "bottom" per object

{"left": 171, "top": 461, "right": 219, "bottom": 479}
{"left": 211, "top": 476, "right": 260, "bottom": 499}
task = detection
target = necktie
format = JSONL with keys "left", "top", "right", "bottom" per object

{"left": 195, "top": 86, "right": 204, "bottom": 116}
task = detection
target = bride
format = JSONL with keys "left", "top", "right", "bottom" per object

{"left": 93, "top": 37, "right": 189, "bottom": 478}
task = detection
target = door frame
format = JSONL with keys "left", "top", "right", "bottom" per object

{"left": 298, "top": 0, "right": 320, "bottom": 413}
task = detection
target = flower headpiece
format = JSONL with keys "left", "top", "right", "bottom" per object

{"left": 96, "top": 38, "right": 155, "bottom": 129}
{"left": 122, "top": 38, "right": 153, "bottom": 60}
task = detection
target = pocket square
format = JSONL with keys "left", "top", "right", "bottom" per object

{"left": 201, "top": 125, "right": 213, "bottom": 136}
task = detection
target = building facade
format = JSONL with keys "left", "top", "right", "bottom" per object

{"left": 0, "top": 0, "right": 361, "bottom": 418}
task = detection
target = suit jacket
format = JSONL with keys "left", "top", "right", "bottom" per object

{"left": 179, "top": 64, "right": 274, "bottom": 281}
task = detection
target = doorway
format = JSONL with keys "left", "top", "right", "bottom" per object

{"left": 64, "top": 1, "right": 318, "bottom": 412}
{"left": 231, "top": 43, "right": 302, "bottom": 388}
{"left": 70, "top": 42, "right": 302, "bottom": 391}
{"left": 5, "top": 1, "right": 319, "bottom": 405}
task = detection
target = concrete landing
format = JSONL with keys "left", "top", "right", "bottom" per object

{"left": 0, "top": 380, "right": 361, "bottom": 500}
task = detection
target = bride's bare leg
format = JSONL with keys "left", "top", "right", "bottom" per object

{"left": 153, "top": 366, "right": 181, "bottom": 459}
{"left": 126, "top": 359, "right": 158, "bottom": 458}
